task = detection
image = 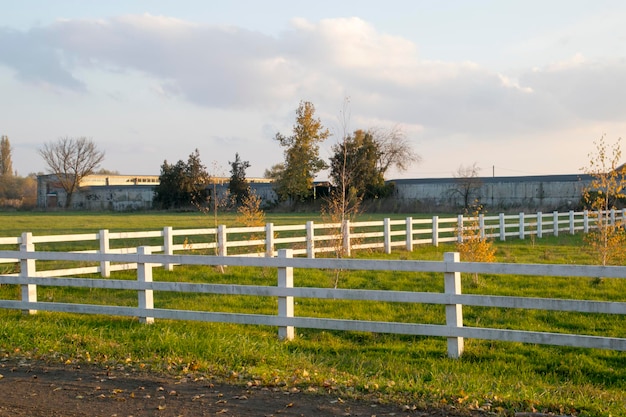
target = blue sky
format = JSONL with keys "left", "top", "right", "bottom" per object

{"left": 2, "top": 1, "right": 626, "bottom": 179}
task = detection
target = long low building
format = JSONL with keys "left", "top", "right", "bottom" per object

{"left": 37, "top": 173, "right": 593, "bottom": 212}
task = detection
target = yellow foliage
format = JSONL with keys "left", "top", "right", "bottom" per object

{"left": 456, "top": 204, "right": 496, "bottom": 285}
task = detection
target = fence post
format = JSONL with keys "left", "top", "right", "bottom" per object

{"left": 537, "top": 212, "right": 543, "bottom": 238}
{"left": 553, "top": 211, "right": 559, "bottom": 236}
{"left": 583, "top": 210, "right": 589, "bottom": 233}
{"left": 457, "top": 215, "right": 463, "bottom": 243}
{"left": 342, "top": 220, "right": 351, "bottom": 257}
{"left": 99, "top": 229, "right": 111, "bottom": 277}
{"left": 432, "top": 216, "right": 439, "bottom": 247}
{"left": 611, "top": 208, "right": 616, "bottom": 226}
{"left": 137, "top": 246, "right": 154, "bottom": 324}
{"left": 266, "top": 223, "right": 275, "bottom": 257}
{"left": 406, "top": 217, "right": 413, "bottom": 251}
{"left": 384, "top": 218, "right": 392, "bottom": 254}
{"left": 277, "top": 249, "right": 294, "bottom": 341}
{"left": 519, "top": 212, "right": 525, "bottom": 240}
{"left": 479, "top": 214, "right": 485, "bottom": 239}
{"left": 569, "top": 210, "right": 575, "bottom": 235}
{"left": 163, "top": 226, "right": 174, "bottom": 271}
{"left": 306, "top": 221, "right": 315, "bottom": 258}
{"left": 20, "top": 232, "right": 37, "bottom": 315}
{"left": 499, "top": 213, "right": 506, "bottom": 241}
{"left": 444, "top": 252, "right": 464, "bottom": 359}
{"left": 218, "top": 225, "right": 227, "bottom": 257}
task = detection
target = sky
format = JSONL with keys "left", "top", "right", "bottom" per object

{"left": 1, "top": 0, "right": 626, "bottom": 180}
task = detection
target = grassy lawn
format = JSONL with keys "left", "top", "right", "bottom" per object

{"left": 0, "top": 212, "right": 625, "bottom": 416}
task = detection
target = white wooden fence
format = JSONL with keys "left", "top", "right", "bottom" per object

{"left": 0, "top": 209, "right": 622, "bottom": 279}
{"left": 1, "top": 247, "right": 626, "bottom": 358}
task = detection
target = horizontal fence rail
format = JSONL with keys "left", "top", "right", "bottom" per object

{"left": 1, "top": 248, "right": 626, "bottom": 357}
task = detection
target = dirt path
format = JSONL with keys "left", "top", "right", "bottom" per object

{"left": 0, "top": 358, "right": 482, "bottom": 417}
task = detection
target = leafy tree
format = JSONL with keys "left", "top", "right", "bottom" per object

{"left": 450, "top": 163, "right": 482, "bottom": 209}
{"left": 228, "top": 153, "right": 251, "bottom": 206}
{"left": 274, "top": 101, "right": 330, "bottom": 204}
{"left": 236, "top": 191, "right": 265, "bottom": 227}
{"left": 263, "top": 163, "right": 284, "bottom": 181}
{"left": 153, "top": 149, "right": 210, "bottom": 209}
{"left": 39, "top": 136, "right": 105, "bottom": 208}
{"left": 582, "top": 135, "right": 626, "bottom": 267}
{"left": 329, "top": 129, "right": 385, "bottom": 200}
{"left": 0, "top": 135, "right": 13, "bottom": 176}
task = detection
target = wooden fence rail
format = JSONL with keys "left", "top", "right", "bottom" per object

{"left": 1, "top": 248, "right": 626, "bottom": 358}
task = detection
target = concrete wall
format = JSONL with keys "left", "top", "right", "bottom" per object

{"left": 37, "top": 173, "right": 592, "bottom": 212}
{"left": 392, "top": 174, "right": 591, "bottom": 212}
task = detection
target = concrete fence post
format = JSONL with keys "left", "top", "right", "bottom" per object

{"left": 277, "top": 249, "right": 294, "bottom": 341}
{"left": 432, "top": 216, "right": 439, "bottom": 247}
{"left": 20, "top": 232, "right": 37, "bottom": 315}
{"left": 99, "top": 229, "right": 111, "bottom": 277}
{"left": 384, "top": 218, "right": 392, "bottom": 254}
{"left": 266, "top": 223, "right": 274, "bottom": 258}
{"left": 406, "top": 217, "right": 413, "bottom": 251}
{"left": 218, "top": 225, "right": 227, "bottom": 257}
{"left": 553, "top": 211, "right": 559, "bottom": 236}
{"left": 306, "top": 221, "right": 315, "bottom": 258}
{"left": 444, "top": 252, "right": 464, "bottom": 359}
{"left": 611, "top": 208, "right": 616, "bottom": 226}
{"left": 137, "top": 246, "right": 154, "bottom": 324}
{"left": 342, "top": 220, "right": 351, "bottom": 257}
{"left": 479, "top": 214, "right": 485, "bottom": 239}
{"left": 163, "top": 226, "right": 174, "bottom": 271}
{"left": 537, "top": 212, "right": 543, "bottom": 238}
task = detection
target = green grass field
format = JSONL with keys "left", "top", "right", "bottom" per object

{"left": 0, "top": 212, "right": 625, "bottom": 416}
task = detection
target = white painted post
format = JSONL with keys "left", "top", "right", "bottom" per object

{"left": 537, "top": 212, "right": 543, "bottom": 238}
{"left": 406, "top": 217, "right": 413, "bottom": 251}
{"left": 432, "top": 216, "right": 439, "bottom": 247}
{"left": 457, "top": 215, "right": 464, "bottom": 243}
{"left": 218, "top": 225, "right": 227, "bottom": 257}
{"left": 479, "top": 214, "right": 485, "bottom": 239}
{"left": 569, "top": 210, "right": 575, "bottom": 235}
{"left": 384, "top": 218, "right": 392, "bottom": 254}
{"left": 20, "top": 232, "right": 37, "bottom": 315}
{"left": 444, "top": 252, "right": 464, "bottom": 359}
{"left": 519, "top": 212, "right": 525, "bottom": 240}
{"left": 342, "top": 220, "right": 351, "bottom": 257}
{"left": 137, "top": 246, "right": 154, "bottom": 324}
{"left": 611, "top": 209, "right": 616, "bottom": 226}
{"left": 163, "top": 226, "right": 173, "bottom": 271}
{"left": 583, "top": 210, "right": 589, "bottom": 233}
{"left": 306, "top": 221, "right": 315, "bottom": 258}
{"left": 553, "top": 211, "right": 559, "bottom": 236}
{"left": 277, "top": 249, "right": 294, "bottom": 341}
{"left": 266, "top": 223, "right": 274, "bottom": 257}
{"left": 499, "top": 213, "right": 506, "bottom": 241}
{"left": 99, "top": 229, "right": 111, "bottom": 277}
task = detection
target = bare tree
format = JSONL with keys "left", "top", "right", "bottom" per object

{"left": 451, "top": 163, "right": 483, "bottom": 209}
{"left": 370, "top": 126, "right": 420, "bottom": 176}
{"left": 39, "top": 136, "right": 105, "bottom": 208}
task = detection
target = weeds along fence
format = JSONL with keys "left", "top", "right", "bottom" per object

{"left": 0, "top": 209, "right": 621, "bottom": 279}
{"left": 1, "top": 248, "right": 626, "bottom": 358}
